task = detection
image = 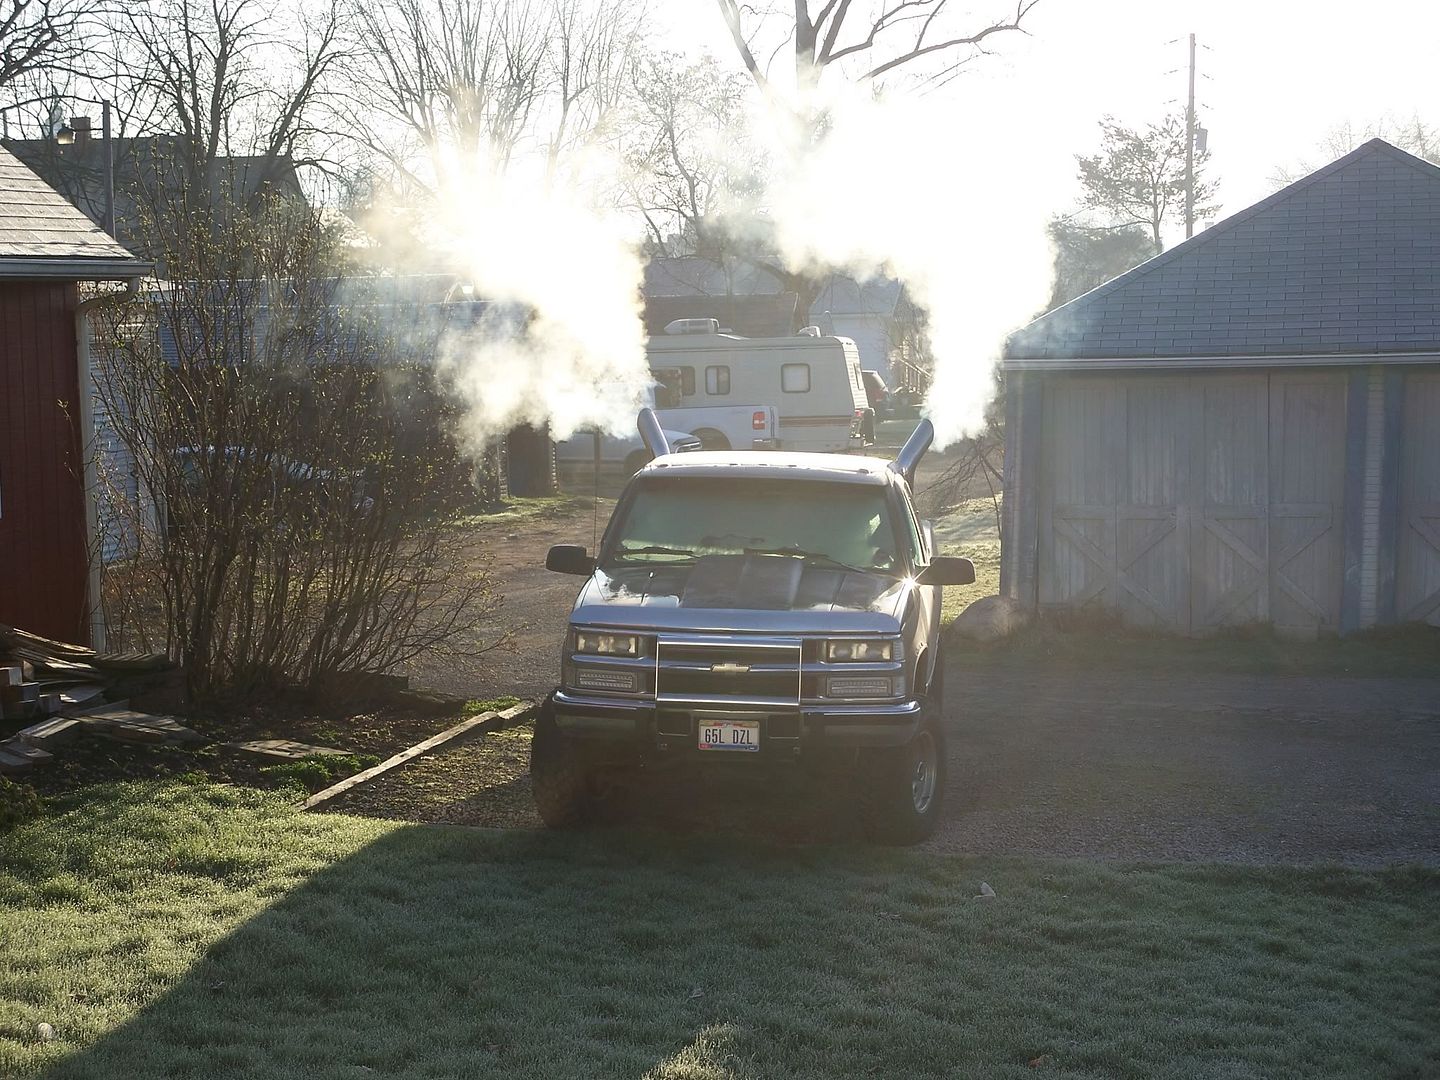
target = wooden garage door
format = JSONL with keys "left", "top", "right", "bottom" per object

{"left": 1040, "top": 372, "right": 1346, "bottom": 635}
{"left": 1396, "top": 371, "right": 1440, "bottom": 625}
{"left": 1041, "top": 377, "right": 1187, "bottom": 630}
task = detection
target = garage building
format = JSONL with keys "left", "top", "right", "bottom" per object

{"left": 0, "top": 146, "right": 148, "bottom": 643}
{"left": 1001, "top": 139, "right": 1440, "bottom": 635}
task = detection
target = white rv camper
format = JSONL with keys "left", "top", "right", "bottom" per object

{"left": 646, "top": 325, "right": 873, "bottom": 452}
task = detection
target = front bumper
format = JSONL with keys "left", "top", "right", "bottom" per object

{"left": 552, "top": 689, "right": 922, "bottom": 755}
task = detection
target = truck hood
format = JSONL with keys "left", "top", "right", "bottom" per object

{"left": 570, "top": 555, "right": 911, "bottom": 634}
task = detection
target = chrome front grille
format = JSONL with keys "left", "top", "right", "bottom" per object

{"left": 655, "top": 637, "right": 803, "bottom": 706}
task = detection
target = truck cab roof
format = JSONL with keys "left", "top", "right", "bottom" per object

{"left": 640, "top": 449, "right": 897, "bottom": 486}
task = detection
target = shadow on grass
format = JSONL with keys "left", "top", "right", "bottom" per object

{"left": 3, "top": 784, "right": 1434, "bottom": 1080}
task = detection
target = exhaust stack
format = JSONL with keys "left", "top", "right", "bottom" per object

{"left": 890, "top": 418, "right": 934, "bottom": 487}
{"left": 637, "top": 408, "right": 672, "bottom": 458}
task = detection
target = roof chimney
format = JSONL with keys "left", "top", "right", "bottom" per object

{"left": 69, "top": 116, "right": 92, "bottom": 146}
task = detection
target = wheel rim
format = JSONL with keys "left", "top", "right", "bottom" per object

{"left": 910, "top": 730, "right": 938, "bottom": 815}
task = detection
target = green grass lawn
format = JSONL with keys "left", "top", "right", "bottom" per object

{"left": 457, "top": 494, "right": 599, "bottom": 527}
{"left": 2, "top": 785, "right": 1436, "bottom": 1079}
{"left": 930, "top": 496, "right": 1003, "bottom": 627}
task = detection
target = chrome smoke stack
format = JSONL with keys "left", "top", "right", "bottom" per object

{"left": 890, "top": 418, "right": 934, "bottom": 487}
{"left": 637, "top": 408, "right": 672, "bottom": 458}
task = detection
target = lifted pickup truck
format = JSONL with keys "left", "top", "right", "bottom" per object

{"left": 534, "top": 410, "right": 974, "bottom": 843}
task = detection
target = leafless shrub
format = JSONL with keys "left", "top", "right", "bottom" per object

{"left": 91, "top": 184, "right": 504, "bottom": 700}
{"left": 920, "top": 366, "right": 1004, "bottom": 534}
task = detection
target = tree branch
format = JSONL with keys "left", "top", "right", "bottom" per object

{"left": 714, "top": 0, "right": 769, "bottom": 91}
{"left": 860, "top": 2, "right": 1036, "bottom": 81}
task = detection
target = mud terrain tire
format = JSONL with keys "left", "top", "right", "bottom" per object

{"left": 530, "top": 697, "right": 596, "bottom": 828}
{"left": 860, "top": 652, "right": 946, "bottom": 845}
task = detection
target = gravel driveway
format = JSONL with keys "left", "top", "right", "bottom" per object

{"left": 934, "top": 669, "right": 1440, "bottom": 865}
{"left": 329, "top": 661, "right": 1440, "bottom": 866}
{"left": 369, "top": 498, "right": 1440, "bottom": 865}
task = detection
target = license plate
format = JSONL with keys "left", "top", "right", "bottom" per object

{"left": 697, "top": 719, "right": 760, "bottom": 752}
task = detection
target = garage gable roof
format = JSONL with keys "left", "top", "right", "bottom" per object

{"left": 0, "top": 145, "right": 148, "bottom": 279}
{"left": 1006, "top": 139, "right": 1440, "bottom": 364}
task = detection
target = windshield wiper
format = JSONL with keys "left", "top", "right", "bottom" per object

{"left": 613, "top": 544, "right": 697, "bottom": 561}
{"left": 743, "top": 547, "right": 881, "bottom": 576}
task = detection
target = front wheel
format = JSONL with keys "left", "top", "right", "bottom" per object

{"left": 860, "top": 708, "right": 946, "bottom": 845}
{"left": 529, "top": 697, "right": 596, "bottom": 828}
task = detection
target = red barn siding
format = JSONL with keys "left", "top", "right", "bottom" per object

{"left": 0, "top": 280, "right": 88, "bottom": 643}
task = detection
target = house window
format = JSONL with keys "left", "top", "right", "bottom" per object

{"left": 678, "top": 367, "right": 696, "bottom": 396}
{"left": 705, "top": 365, "right": 730, "bottom": 395}
{"left": 781, "top": 363, "right": 811, "bottom": 393}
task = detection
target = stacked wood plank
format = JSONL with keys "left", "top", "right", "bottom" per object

{"left": 0, "top": 623, "right": 203, "bottom": 774}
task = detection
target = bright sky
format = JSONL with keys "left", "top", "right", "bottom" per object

{"left": 673, "top": 0, "right": 1440, "bottom": 230}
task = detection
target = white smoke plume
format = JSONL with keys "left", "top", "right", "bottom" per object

{"left": 396, "top": 70, "right": 1056, "bottom": 454}
{"left": 746, "top": 84, "right": 1057, "bottom": 447}
{"left": 424, "top": 150, "right": 650, "bottom": 448}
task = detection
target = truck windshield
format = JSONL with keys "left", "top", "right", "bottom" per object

{"left": 603, "top": 477, "right": 905, "bottom": 576}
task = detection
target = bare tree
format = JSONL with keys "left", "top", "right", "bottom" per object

{"left": 1272, "top": 115, "right": 1440, "bottom": 186}
{"left": 622, "top": 51, "right": 761, "bottom": 258}
{"left": 1074, "top": 113, "right": 1219, "bottom": 255}
{"left": 0, "top": 0, "right": 97, "bottom": 90}
{"left": 715, "top": 0, "right": 1038, "bottom": 91}
{"left": 341, "top": 0, "right": 642, "bottom": 200}
{"left": 343, "top": 0, "right": 545, "bottom": 193}
{"left": 542, "top": 0, "right": 643, "bottom": 181}
{"left": 109, "top": 0, "right": 344, "bottom": 193}
{"left": 697, "top": 2, "right": 1037, "bottom": 319}
{"left": 923, "top": 363, "right": 1004, "bottom": 536}
{"left": 92, "top": 187, "right": 504, "bottom": 699}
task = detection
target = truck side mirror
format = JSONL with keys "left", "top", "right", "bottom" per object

{"left": 546, "top": 544, "right": 596, "bottom": 576}
{"left": 918, "top": 556, "right": 975, "bottom": 586}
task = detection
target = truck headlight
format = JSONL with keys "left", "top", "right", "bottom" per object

{"left": 824, "top": 639, "right": 894, "bottom": 662}
{"left": 574, "top": 631, "right": 641, "bottom": 657}
{"left": 823, "top": 675, "right": 894, "bottom": 698}
{"left": 573, "top": 669, "right": 640, "bottom": 693}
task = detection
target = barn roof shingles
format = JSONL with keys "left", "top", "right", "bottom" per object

{"left": 0, "top": 145, "right": 144, "bottom": 271}
{"left": 1006, "top": 139, "right": 1440, "bottom": 360}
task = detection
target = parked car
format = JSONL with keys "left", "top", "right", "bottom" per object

{"left": 555, "top": 426, "right": 702, "bottom": 482}
{"left": 861, "top": 370, "right": 890, "bottom": 418}
{"left": 533, "top": 411, "right": 974, "bottom": 844}
{"left": 166, "top": 446, "right": 372, "bottom": 537}
{"left": 647, "top": 325, "right": 873, "bottom": 452}
{"left": 645, "top": 369, "right": 782, "bottom": 452}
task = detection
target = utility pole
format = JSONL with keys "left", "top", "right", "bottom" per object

{"left": 101, "top": 100, "right": 114, "bottom": 240}
{"left": 1184, "top": 32, "right": 1196, "bottom": 239}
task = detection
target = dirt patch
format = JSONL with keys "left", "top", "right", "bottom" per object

{"left": 400, "top": 496, "right": 615, "bottom": 705}
{"left": 320, "top": 723, "right": 541, "bottom": 827}
{"left": 17, "top": 700, "right": 469, "bottom": 798}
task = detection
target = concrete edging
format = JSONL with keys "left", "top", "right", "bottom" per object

{"left": 301, "top": 700, "right": 538, "bottom": 811}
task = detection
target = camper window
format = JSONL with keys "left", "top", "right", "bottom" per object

{"left": 705, "top": 365, "right": 730, "bottom": 395}
{"left": 677, "top": 367, "right": 696, "bottom": 396}
{"left": 781, "top": 363, "right": 811, "bottom": 393}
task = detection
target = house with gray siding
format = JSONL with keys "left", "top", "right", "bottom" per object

{"left": 1000, "top": 139, "right": 1440, "bottom": 635}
